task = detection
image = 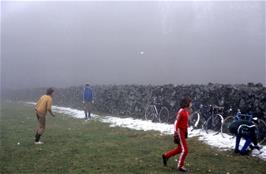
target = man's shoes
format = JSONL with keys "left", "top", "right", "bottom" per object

{"left": 178, "top": 166, "right": 187, "bottom": 172}
{"left": 249, "top": 144, "right": 255, "bottom": 150}
{"left": 162, "top": 154, "right": 168, "bottom": 166}
{"left": 34, "top": 141, "right": 44, "bottom": 145}
{"left": 249, "top": 144, "right": 261, "bottom": 150}
{"left": 240, "top": 150, "right": 250, "bottom": 156}
{"left": 234, "top": 149, "right": 240, "bottom": 153}
{"left": 253, "top": 145, "right": 262, "bottom": 151}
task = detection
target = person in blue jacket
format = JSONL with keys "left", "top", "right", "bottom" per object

{"left": 82, "top": 83, "right": 94, "bottom": 120}
{"left": 229, "top": 119, "right": 261, "bottom": 155}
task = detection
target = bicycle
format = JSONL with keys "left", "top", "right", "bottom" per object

{"left": 221, "top": 110, "right": 266, "bottom": 144}
{"left": 221, "top": 109, "right": 241, "bottom": 138}
{"left": 189, "top": 104, "right": 208, "bottom": 131}
{"left": 203, "top": 105, "right": 224, "bottom": 134}
{"left": 256, "top": 118, "right": 266, "bottom": 144}
{"left": 189, "top": 104, "right": 224, "bottom": 134}
{"left": 144, "top": 104, "right": 170, "bottom": 123}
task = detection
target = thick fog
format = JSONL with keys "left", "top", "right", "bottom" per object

{"left": 1, "top": 1, "right": 265, "bottom": 89}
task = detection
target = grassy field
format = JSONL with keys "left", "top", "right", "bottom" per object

{"left": 1, "top": 102, "right": 266, "bottom": 174}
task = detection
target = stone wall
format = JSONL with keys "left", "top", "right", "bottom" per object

{"left": 2, "top": 83, "right": 266, "bottom": 123}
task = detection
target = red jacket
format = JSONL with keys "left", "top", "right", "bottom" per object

{"left": 174, "top": 108, "right": 190, "bottom": 133}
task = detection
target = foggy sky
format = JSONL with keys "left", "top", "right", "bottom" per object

{"left": 1, "top": 1, "right": 265, "bottom": 89}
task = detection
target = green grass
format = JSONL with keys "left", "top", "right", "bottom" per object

{"left": 1, "top": 102, "right": 266, "bottom": 174}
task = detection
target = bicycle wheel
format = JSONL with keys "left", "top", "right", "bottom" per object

{"left": 221, "top": 116, "right": 234, "bottom": 138}
{"left": 256, "top": 119, "right": 266, "bottom": 144}
{"left": 144, "top": 105, "right": 157, "bottom": 122}
{"left": 158, "top": 107, "right": 169, "bottom": 123}
{"left": 189, "top": 112, "right": 200, "bottom": 130}
{"left": 204, "top": 114, "right": 224, "bottom": 134}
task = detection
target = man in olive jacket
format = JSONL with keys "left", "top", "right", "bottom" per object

{"left": 34, "top": 88, "right": 55, "bottom": 144}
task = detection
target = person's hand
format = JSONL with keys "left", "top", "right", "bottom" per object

{"left": 92, "top": 100, "right": 95, "bottom": 104}
{"left": 49, "top": 110, "right": 55, "bottom": 117}
{"left": 173, "top": 134, "right": 180, "bottom": 144}
{"left": 82, "top": 101, "right": 85, "bottom": 104}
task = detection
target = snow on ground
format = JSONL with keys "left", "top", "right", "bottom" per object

{"left": 26, "top": 102, "right": 266, "bottom": 161}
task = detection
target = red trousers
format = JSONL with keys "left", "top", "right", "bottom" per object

{"left": 163, "top": 128, "right": 188, "bottom": 168}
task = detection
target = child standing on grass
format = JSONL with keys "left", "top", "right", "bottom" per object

{"left": 34, "top": 88, "right": 55, "bottom": 144}
{"left": 162, "top": 97, "right": 192, "bottom": 172}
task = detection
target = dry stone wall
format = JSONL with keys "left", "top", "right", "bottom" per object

{"left": 3, "top": 83, "right": 266, "bottom": 123}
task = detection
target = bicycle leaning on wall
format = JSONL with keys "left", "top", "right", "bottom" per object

{"left": 189, "top": 104, "right": 207, "bottom": 131}
{"left": 144, "top": 99, "right": 170, "bottom": 123}
{"left": 189, "top": 104, "right": 224, "bottom": 134}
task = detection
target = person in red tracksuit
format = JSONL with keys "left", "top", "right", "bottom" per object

{"left": 162, "top": 97, "right": 192, "bottom": 172}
